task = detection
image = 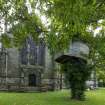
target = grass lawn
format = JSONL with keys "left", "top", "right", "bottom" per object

{"left": 0, "top": 88, "right": 105, "bottom": 105}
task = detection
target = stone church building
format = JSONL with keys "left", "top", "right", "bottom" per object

{"left": 0, "top": 36, "right": 62, "bottom": 91}
{"left": 0, "top": 35, "right": 96, "bottom": 91}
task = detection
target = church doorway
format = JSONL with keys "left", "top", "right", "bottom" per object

{"left": 29, "top": 74, "right": 36, "bottom": 86}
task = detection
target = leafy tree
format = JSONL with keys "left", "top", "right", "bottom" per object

{"left": 62, "top": 60, "right": 92, "bottom": 100}
{"left": 0, "top": 0, "right": 46, "bottom": 47}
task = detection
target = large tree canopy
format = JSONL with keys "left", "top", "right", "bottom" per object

{"left": 1, "top": 0, "right": 105, "bottom": 51}
{"left": 33, "top": 0, "right": 105, "bottom": 54}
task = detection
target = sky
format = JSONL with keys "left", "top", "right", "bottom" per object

{"left": 26, "top": 0, "right": 50, "bottom": 27}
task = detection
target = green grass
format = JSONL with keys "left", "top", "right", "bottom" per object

{"left": 0, "top": 88, "right": 105, "bottom": 105}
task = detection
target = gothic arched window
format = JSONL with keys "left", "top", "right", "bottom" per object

{"left": 20, "top": 36, "right": 45, "bottom": 66}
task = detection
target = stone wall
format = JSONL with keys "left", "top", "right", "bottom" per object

{"left": 0, "top": 45, "right": 62, "bottom": 91}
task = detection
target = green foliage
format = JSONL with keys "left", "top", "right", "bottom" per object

{"left": 1, "top": 1, "right": 46, "bottom": 48}
{"left": 88, "top": 21, "right": 105, "bottom": 82}
{"left": 35, "top": 0, "right": 105, "bottom": 55}
{"left": 97, "top": 70, "right": 105, "bottom": 80}
{"left": 62, "top": 59, "right": 92, "bottom": 100}
{"left": 1, "top": 34, "right": 12, "bottom": 48}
